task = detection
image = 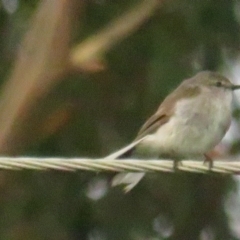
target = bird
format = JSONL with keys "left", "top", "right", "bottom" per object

{"left": 105, "top": 71, "right": 240, "bottom": 192}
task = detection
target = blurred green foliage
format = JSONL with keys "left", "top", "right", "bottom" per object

{"left": 0, "top": 0, "right": 239, "bottom": 239}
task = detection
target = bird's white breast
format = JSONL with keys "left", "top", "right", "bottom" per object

{"left": 138, "top": 88, "right": 233, "bottom": 159}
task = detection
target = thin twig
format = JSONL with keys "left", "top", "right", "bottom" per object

{"left": 70, "top": 0, "right": 162, "bottom": 69}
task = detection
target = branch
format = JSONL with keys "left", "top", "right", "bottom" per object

{"left": 0, "top": 0, "right": 77, "bottom": 153}
{"left": 70, "top": 0, "right": 162, "bottom": 70}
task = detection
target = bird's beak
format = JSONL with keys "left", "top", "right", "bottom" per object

{"left": 231, "top": 84, "right": 240, "bottom": 90}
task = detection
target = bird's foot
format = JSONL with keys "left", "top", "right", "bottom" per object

{"left": 173, "top": 160, "right": 182, "bottom": 172}
{"left": 204, "top": 154, "right": 213, "bottom": 171}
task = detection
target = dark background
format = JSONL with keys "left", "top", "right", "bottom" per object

{"left": 0, "top": 0, "right": 239, "bottom": 239}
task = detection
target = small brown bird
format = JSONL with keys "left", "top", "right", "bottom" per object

{"left": 105, "top": 71, "right": 240, "bottom": 192}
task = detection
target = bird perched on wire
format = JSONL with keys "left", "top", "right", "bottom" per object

{"left": 105, "top": 71, "right": 240, "bottom": 192}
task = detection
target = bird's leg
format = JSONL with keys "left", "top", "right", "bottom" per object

{"left": 204, "top": 153, "right": 213, "bottom": 171}
{"left": 173, "top": 159, "right": 182, "bottom": 172}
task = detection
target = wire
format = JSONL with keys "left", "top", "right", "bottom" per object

{"left": 0, "top": 157, "right": 238, "bottom": 174}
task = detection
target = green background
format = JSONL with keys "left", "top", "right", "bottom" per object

{"left": 0, "top": 0, "right": 239, "bottom": 239}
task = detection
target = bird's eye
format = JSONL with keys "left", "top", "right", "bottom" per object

{"left": 215, "top": 81, "right": 222, "bottom": 87}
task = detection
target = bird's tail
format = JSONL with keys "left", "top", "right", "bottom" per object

{"left": 104, "top": 137, "right": 146, "bottom": 192}
{"left": 112, "top": 172, "right": 145, "bottom": 192}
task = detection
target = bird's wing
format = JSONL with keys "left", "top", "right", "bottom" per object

{"left": 104, "top": 113, "right": 169, "bottom": 159}
{"left": 135, "top": 83, "right": 201, "bottom": 140}
{"left": 135, "top": 113, "right": 169, "bottom": 140}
